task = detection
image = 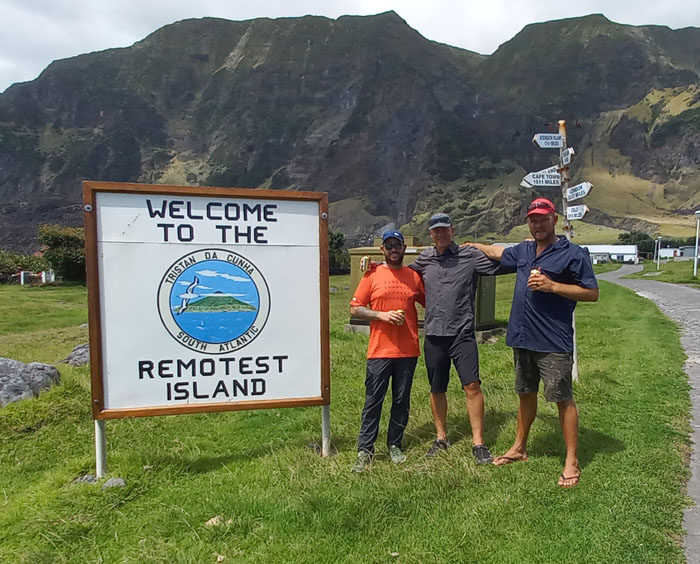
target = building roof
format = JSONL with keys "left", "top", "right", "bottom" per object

{"left": 580, "top": 245, "right": 638, "bottom": 255}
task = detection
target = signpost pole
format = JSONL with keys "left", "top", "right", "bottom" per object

{"left": 558, "top": 120, "right": 579, "bottom": 382}
{"left": 95, "top": 419, "right": 107, "bottom": 478}
{"left": 694, "top": 210, "right": 700, "bottom": 278}
{"left": 321, "top": 405, "right": 331, "bottom": 457}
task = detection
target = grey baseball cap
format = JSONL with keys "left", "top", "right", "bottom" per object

{"left": 428, "top": 213, "right": 452, "bottom": 230}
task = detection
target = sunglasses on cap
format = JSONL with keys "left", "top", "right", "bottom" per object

{"left": 383, "top": 242, "right": 404, "bottom": 250}
{"left": 527, "top": 201, "right": 555, "bottom": 212}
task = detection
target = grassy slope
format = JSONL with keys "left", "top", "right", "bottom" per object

{"left": 0, "top": 276, "right": 690, "bottom": 563}
{"left": 480, "top": 217, "right": 627, "bottom": 245}
{"left": 623, "top": 259, "right": 700, "bottom": 288}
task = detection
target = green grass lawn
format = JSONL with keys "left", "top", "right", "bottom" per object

{"left": 592, "top": 262, "right": 622, "bottom": 275}
{"left": 623, "top": 260, "right": 700, "bottom": 288}
{"left": 0, "top": 275, "right": 691, "bottom": 563}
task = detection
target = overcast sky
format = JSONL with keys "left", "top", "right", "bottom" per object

{"left": 2, "top": 0, "right": 700, "bottom": 93}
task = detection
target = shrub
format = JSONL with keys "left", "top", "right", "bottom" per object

{"left": 329, "top": 230, "right": 350, "bottom": 275}
{"left": 37, "top": 225, "right": 86, "bottom": 282}
{"left": 0, "top": 250, "right": 48, "bottom": 283}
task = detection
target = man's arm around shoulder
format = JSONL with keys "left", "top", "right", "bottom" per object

{"left": 463, "top": 242, "right": 505, "bottom": 261}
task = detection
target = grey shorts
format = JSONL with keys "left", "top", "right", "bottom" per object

{"left": 424, "top": 335, "right": 480, "bottom": 393}
{"left": 513, "top": 348, "right": 573, "bottom": 402}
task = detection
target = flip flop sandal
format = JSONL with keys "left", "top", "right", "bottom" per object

{"left": 558, "top": 473, "right": 580, "bottom": 488}
{"left": 493, "top": 455, "right": 530, "bottom": 466}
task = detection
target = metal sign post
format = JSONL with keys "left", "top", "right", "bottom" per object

{"left": 95, "top": 420, "right": 107, "bottom": 478}
{"left": 694, "top": 211, "right": 700, "bottom": 278}
{"left": 321, "top": 404, "right": 331, "bottom": 457}
{"left": 557, "top": 120, "right": 579, "bottom": 382}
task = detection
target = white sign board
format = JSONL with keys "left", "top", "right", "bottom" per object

{"left": 566, "top": 204, "right": 590, "bottom": 220}
{"left": 84, "top": 182, "right": 329, "bottom": 419}
{"left": 560, "top": 147, "right": 575, "bottom": 166}
{"left": 533, "top": 133, "right": 564, "bottom": 148}
{"left": 565, "top": 181, "right": 593, "bottom": 202}
{"left": 520, "top": 165, "right": 561, "bottom": 188}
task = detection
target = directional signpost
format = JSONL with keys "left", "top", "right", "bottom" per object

{"left": 520, "top": 165, "right": 561, "bottom": 188}
{"left": 565, "top": 181, "right": 593, "bottom": 202}
{"left": 561, "top": 147, "right": 575, "bottom": 166}
{"left": 525, "top": 120, "right": 597, "bottom": 382}
{"left": 532, "top": 133, "right": 564, "bottom": 148}
{"left": 566, "top": 204, "right": 589, "bottom": 220}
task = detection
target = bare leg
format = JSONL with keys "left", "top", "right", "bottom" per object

{"left": 556, "top": 399, "right": 580, "bottom": 486}
{"left": 494, "top": 392, "right": 537, "bottom": 465}
{"left": 463, "top": 382, "right": 486, "bottom": 446}
{"left": 430, "top": 392, "right": 448, "bottom": 441}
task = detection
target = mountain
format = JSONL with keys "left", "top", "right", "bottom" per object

{"left": 1, "top": 11, "right": 699, "bottom": 252}
{"left": 177, "top": 293, "right": 256, "bottom": 313}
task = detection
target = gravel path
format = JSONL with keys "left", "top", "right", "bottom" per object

{"left": 598, "top": 265, "right": 700, "bottom": 561}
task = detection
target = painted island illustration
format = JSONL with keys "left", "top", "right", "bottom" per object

{"left": 169, "top": 260, "right": 260, "bottom": 344}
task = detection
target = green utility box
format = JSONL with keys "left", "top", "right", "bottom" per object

{"left": 347, "top": 239, "right": 497, "bottom": 331}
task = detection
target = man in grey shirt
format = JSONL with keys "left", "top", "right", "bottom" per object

{"left": 411, "top": 213, "right": 500, "bottom": 463}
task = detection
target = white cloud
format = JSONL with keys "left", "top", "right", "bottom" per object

{"left": 195, "top": 269, "right": 219, "bottom": 278}
{"left": 218, "top": 273, "right": 252, "bottom": 282}
{"left": 195, "top": 269, "right": 251, "bottom": 282}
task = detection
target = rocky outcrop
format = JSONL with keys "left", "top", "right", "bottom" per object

{"left": 0, "top": 357, "right": 61, "bottom": 407}
{"left": 61, "top": 343, "right": 90, "bottom": 366}
{"left": 1, "top": 12, "right": 700, "bottom": 250}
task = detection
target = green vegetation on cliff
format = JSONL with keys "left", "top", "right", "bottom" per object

{"left": 176, "top": 293, "right": 256, "bottom": 313}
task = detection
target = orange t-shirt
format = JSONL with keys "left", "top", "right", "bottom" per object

{"left": 350, "top": 265, "right": 425, "bottom": 359}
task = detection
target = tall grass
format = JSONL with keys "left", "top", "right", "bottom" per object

{"left": 0, "top": 275, "right": 690, "bottom": 563}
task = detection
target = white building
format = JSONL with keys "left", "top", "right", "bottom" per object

{"left": 659, "top": 248, "right": 679, "bottom": 259}
{"left": 580, "top": 245, "right": 639, "bottom": 264}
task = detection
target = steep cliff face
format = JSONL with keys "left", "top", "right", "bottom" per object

{"left": 1, "top": 12, "right": 699, "bottom": 251}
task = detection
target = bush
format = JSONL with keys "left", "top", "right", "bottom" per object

{"left": 329, "top": 230, "right": 350, "bottom": 275}
{"left": 0, "top": 250, "right": 48, "bottom": 283}
{"left": 37, "top": 225, "right": 86, "bottom": 282}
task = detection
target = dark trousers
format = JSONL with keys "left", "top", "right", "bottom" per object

{"left": 357, "top": 357, "right": 418, "bottom": 454}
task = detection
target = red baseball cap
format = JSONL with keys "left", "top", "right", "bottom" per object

{"left": 526, "top": 198, "right": 556, "bottom": 216}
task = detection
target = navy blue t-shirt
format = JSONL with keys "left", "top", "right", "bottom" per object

{"left": 499, "top": 236, "right": 598, "bottom": 353}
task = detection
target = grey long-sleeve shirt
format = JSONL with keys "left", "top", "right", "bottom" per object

{"left": 410, "top": 242, "right": 499, "bottom": 338}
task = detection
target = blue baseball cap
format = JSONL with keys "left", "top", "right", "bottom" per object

{"left": 381, "top": 230, "right": 404, "bottom": 243}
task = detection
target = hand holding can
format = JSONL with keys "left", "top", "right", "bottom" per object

{"left": 528, "top": 268, "right": 543, "bottom": 291}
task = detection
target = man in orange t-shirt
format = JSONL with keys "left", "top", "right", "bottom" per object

{"left": 349, "top": 230, "right": 425, "bottom": 472}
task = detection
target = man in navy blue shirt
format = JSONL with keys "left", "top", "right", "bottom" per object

{"left": 468, "top": 197, "right": 598, "bottom": 487}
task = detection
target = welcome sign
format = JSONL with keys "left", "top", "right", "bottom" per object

{"left": 83, "top": 181, "right": 329, "bottom": 419}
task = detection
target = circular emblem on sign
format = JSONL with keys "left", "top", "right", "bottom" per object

{"left": 157, "top": 249, "right": 271, "bottom": 354}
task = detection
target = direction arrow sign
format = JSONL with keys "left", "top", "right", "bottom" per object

{"left": 566, "top": 204, "right": 589, "bottom": 220}
{"left": 565, "top": 181, "right": 593, "bottom": 202}
{"left": 520, "top": 165, "right": 561, "bottom": 188}
{"left": 560, "top": 147, "right": 575, "bottom": 166}
{"left": 533, "top": 133, "right": 564, "bottom": 149}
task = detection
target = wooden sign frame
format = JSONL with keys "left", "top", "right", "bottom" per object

{"left": 83, "top": 181, "right": 329, "bottom": 420}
